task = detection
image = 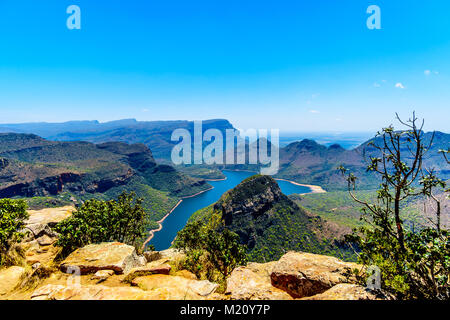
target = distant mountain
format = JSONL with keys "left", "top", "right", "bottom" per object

{"left": 222, "top": 131, "right": 450, "bottom": 191}
{"left": 186, "top": 175, "right": 354, "bottom": 262}
{"left": 0, "top": 119, "right": 236, "bottom": 160}
{"left": 0, "top": 133, "right": 210, "bottom": 227}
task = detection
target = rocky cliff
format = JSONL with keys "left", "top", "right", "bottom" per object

{"left": 0, "top": 206, "right": 385, "bottom": 300}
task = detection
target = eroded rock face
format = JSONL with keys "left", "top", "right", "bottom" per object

{"left": 60, "top": 242, "right": 146, "bottom": 275}
{"left": 0, "top": 266, "right": 27, "bottom": 296}
{"left": 91, "top": 270, "right": 115, "bottom": 283}
{"left": 226, "top": 262, "right": 292, "bottom": 300}
{"left": 26, "top": 206, "right": 75, "bottom": 227}
{"left": 31, "top": 284, "right": 161, "bottom": 300}
{"left": 300, "top": 284, "right": 380, "bottom": 300}
{"left": 123, "top": 260, "right": 171, "bottom": 283}
{"left": 132, "top": 274, "right": 218, "bottom": 298}
{"left": 270, "top": 251, "right": 361, "bottom": 298}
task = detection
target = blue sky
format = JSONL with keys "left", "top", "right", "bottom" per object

{"left": 0, "top": 0, "right": 449, "bottom": 132}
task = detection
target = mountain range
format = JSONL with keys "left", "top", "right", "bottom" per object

{"left": 0, "top": 133, "right": 210, "bottom": 229}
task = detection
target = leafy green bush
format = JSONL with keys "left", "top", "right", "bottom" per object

{"left": 174, "top": 214, "right": 247, "bottom": 282}
{"left": 55, "top": 192, "right": 149, "bottom": 256}
{"left": 0, "top": 199, "right": 29, "bottom": 266}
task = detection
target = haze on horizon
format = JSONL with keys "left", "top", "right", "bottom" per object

{"left": 1, "top": 1, "right": 449, "bottom": 132}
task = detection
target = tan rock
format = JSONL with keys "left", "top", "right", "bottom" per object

{"left": 132, "top": 274, "right": 218, "bottom": 298}
{"left": 301, "top": 284, "right": 380, "bottom": 300}
{"left": 226, "top": 262, "right": 292, "bottom": 300}
{"left": 174, "top": 270, "right": 197, "bottom": 280}
{"left": 270, "top": 251, "right": 361, "bottom": 298}
{"left": 36, "top": 234, "right": 57, "bottom": 246}
{"left": 123, "top": 260, "right": 171, "bottom": 283}
{"left": 91, "top": 270, "right": 115, "bottom": 283}
{"left": 31, "top": 284, "right": 170, "bottom": 300}
{"left": 60, "top": 242, "right": 146, "bottom": 275}
{"left": 26, "top": 206, "right": 75, "bottom": 226}
{"left": 0, "top": 266, "right": 27, "bottom": 296}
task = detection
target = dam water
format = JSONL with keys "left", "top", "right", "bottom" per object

{"left": 148, "top": 170, "right": 312, "bottom": 250}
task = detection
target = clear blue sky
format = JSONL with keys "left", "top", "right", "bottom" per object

{"left": 0, "top": 0, "right": 449, "bottom": 132}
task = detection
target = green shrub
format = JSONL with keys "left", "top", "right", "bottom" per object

{"left": 55, "top": 192, "right": 149, "bottom": 256}
{"left": 0, "top": 199, "right": 29, "bottom": 266}
{"left": 174, "top": 215, "right": 247, "bottom": 282}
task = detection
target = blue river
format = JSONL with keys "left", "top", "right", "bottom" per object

{"left": 148, "top": 170, "right": 312, "bottom": 250}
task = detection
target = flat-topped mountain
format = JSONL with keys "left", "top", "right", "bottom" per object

{"left": 187, "top": 175, "right": 353, "bottom": 262}
{"left": 0, "top": 133, "right": 210, "bottom": 226}
{"left": 0, "top": 119, "right": 236, "bottom": 160}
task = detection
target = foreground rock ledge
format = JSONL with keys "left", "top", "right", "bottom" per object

{"left": 60, "top": 242, "right": 146, "bottom": 275}
{"left": 270, "top": 251, "right": 361, "bottom": 298}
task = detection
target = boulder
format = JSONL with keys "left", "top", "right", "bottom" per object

{"left": 226, "top": 262, "right": 292, "bottom": 300}
{"left": 174, "top": 270, "right": 197, "bottom": 280}
{"left": 123, "top": 260, "right": 171, "bottom": 283}
{"left": 270, "top": 252, "right": 361, "bottom": 298}
{"left": 31, "top": 284, "right": 173, "bottom": 300}
{"left": 26, "top": 206, "right": 75, "bottom": 227}
{"left": 301, "top": 284, "right": 381, "bottom": 300}
{"left": 36, "top": 234, "right": 57, "bottom": 246}
{"left": 0, "top": 266, "right": 27, "bottom": 296}
{"left": 91, "top": 270, "right": 115, "bottom": 283}
{"left": 60, "top": 242, "right": 146, "bottom": 275}
{"left": 132, "top": 274, "right": 218, "bottom": 298}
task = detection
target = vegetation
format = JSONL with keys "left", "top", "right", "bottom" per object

{"left": 0, "top": 199, "right": 29, "bottom": 266}
{"left": 186, "top": 175, "right": 357, "bottom": 263}
{"left": 55, "top": 192, "right": 149, "bottom": 256}
{"left": 340, "top": 113, "right": 449, "bottom": 299}
{"left": 174, "top": 213, "right": 247, "bottom": 285}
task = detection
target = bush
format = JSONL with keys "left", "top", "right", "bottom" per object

{"left": 174, "top": 214, "right": 247, "bottom": 282}
{"left": 55, "top": 192, "right": 149, "bottom": 256}
{"left": 0, "top": 199, "right": 29, "bottom": 266}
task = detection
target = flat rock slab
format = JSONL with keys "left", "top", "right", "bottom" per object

{"left": 270, "top": 251, "right": 361, "bottom": 298}
{"left": 91, "top": 270, "right": 115, "bottom": 283}
{"left": 123, "top": 260, "right": 171, "bottom": 283}
{"left": 301, "top": 284, "right": 380, "bottom": 300}
{"left": 226, "top": 262, "right": 292, "bottom": 300}
{"left": 0, "top": 266, "right": 27, "bottom": 296}
{"left": 31, "top": 284, "right": 177, "bottom": 300}
{"left": 132, "top": 274, "right": 218, "bottom": 298}
{"left": 60, "top": 242, "right": 146, "bottom": 275}
{"left": 26, "top": 206, "right": 75, "bottom": 226}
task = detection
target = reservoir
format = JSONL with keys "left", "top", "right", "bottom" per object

{"left": 148, "top": 170, "right": 312, "bottom": 250}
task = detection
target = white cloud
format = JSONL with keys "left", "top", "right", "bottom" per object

{"left": 395, "top": 82, "right": 405, "bottom": 89}
{"left": 309, "top": 110, "right": 320, "bottom": 114}
{"left": 373, "top": 82, "right": 381, "bottom": 88}
{"left": 425, "top": 70, "right": 439, "bottom": 76}
{"left": 141, "top": 108, "right": 149, "bottom": 112}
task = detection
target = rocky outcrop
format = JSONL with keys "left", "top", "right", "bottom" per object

{"left": 60, "top": 242, "right": 146, "bottom": 275}
{"left": 123, "top": 259, "right": 172, "bottom": 283}
{"left": 2, "top": 238, "right": 377, "bottom": 300}
{"left": 31, "top": 284, "right": 168, "bottom": 300}
{"left": 270, "top": 251, "right": 361, "bottom": 298}
{"left": 226, "top": 262, "right": 292, "bottom": 300}
{"left": 26, "top": 206, "right": 75, "bottom": 229}
{"left": 0, "top": 266, "right": 27, "bottom": 297}
{"left": 300, "top": 284, "right": 380, "bottom": 300}
{"left": 132, "top": 274, "right": 219, "bottom": 299}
